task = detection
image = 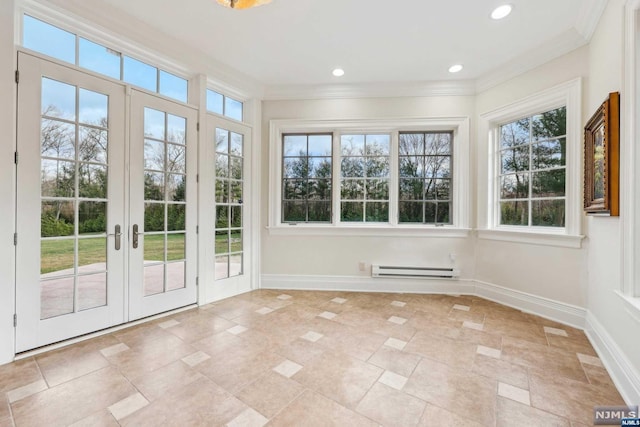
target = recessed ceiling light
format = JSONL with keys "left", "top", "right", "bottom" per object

{"left": 332, "top": 68, "right": 345, "bottom": 77}
{"left": 448, "top": 64, "right": 463, "bottom": 73}
{"left": 491, "top": 4, "right": 512, "bottom": 20}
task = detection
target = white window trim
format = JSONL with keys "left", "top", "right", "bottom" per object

{"left": 478, "top": 78, "right": 584, "bottom": 249}
{"left": 268, "top": 117, "right": 470, "bottom": 237}
{"left": 623, "top": 0, "right": 640, "bottom": 298}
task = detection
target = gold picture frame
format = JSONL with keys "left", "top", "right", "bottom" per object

{"left": 584, "top": 92, "right": 620, "bottom": 216}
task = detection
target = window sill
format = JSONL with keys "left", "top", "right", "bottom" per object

{"left": 266, "top": 225, "right": 472, "bottom": 238}
{"left": 477, "top": 229, "right": 584, "bottom": 248}
{"left": 615, "top": 291, "right": 640, "bottom": 324}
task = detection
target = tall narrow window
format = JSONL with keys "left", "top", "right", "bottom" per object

{"left": 340, "top": 134, "right": 390, "bottom": 222}
{"left": 398, "top": 132, "right": 453, "bottom": 224}
{"left": 498, "top": 107, "right": 566, "bottom": 227}
{"left": 282, "top": 134, "right": 332, "bottom": 223}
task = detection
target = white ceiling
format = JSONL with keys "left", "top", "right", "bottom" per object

{"left": 47, "top": 0, "right": 607, "bottom": 91}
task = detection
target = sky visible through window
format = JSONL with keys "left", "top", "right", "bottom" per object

{"left": 23, "top": 15, "right": 244, "bottom": 120}
{"left": 23, "top": 15, "right": 191, "bottom": 105}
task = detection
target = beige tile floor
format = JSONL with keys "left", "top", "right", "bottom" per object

{"left": 0, "top": 290, "right": 625, "bottom": 427}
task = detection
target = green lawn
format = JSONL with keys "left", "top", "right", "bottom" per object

{"left": 41, "top": 234, "right": 184, "bottom": 274}
{"left": 41, "top": 232, "right": 240, "bottom": 274}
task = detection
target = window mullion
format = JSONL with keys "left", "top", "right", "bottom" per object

{"left": 389, "top": 131, "right": 399, "bottom": 226}
{"left": 333, "top": 132, "right": 341, "bottom": 225}
{"left": 528, "top": 121, "right": 533, "bottom": 227}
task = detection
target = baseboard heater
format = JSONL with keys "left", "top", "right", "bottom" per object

{"left": 371, "top": 265, "right": 460, "bottom": 279}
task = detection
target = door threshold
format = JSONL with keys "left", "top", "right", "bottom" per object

{"left": 15, "top": 304, "right": 198, "bottom": 361}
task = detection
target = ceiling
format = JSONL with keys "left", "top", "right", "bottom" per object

{"left": 46, "top": 0, "right": 607, "bottom": 91}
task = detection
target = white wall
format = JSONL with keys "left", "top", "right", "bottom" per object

{"left": 260, "top": 96, "right": 477, "bottom": 280}
{"left": 0, "top": 0, "right": 17, "bottom": 365}
{"left": 474, "top": 46, "right": 590, "bottom": 307}
{"left": 584, "top": 0, "right": 640, "bottom": 403}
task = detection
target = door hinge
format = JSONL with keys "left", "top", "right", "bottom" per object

{"left": 196, "top": 174, "right": 199, "bottom": 183}
{"left": 13, "top": 314, "right": 17, "bottom": 327}
{"left": 13, "top": 233, "right": 17, "bottom": 246}
{"left": 14, "top": 152, "right": 18, "bottom": 165}
{"left": 15, "top": 70, "right": 19, "bottom": 84}
{"left": 196, "top": 122, "right": 200, "bottom": 132}
{"left": 196, "top": 225, "right": 199, "bottom": 234}
{"left": 196, "top": 277, "right": 199, "bottom": 286}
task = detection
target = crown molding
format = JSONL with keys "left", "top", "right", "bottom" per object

{"left": 263, "top": 80, "right": 477, "bottom": 101}
{"left": 475, "top": 28, "right": 588, "bottom": 93}
{"left": 575, "top": 0, "right": 609, "bottom": 40}
{"left": 17, "top": 0, "right": 607, "bottom": 102}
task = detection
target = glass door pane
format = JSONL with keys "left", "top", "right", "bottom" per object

{"left": 215, "top": 128, "right": 244, "bottom": 280}
{"left": 40, "top": 79, "right": 111, "bottom": 319}
{"left": 142, "top": 107, "right": 187, "bottom": 296}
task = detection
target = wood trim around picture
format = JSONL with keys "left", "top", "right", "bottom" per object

{"left": 584, "top": 92, "right": 620, "bottom": 216}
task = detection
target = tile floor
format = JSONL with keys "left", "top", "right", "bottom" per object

{"left": 0, "top": 290, "right": 625, "bottom": 426}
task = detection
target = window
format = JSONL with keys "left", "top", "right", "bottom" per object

{"left": 340, "top": 134, "right": 390, "bottom": 222}
{"left": 22, "top": 15, "right": 189, "bottom": 103}
{"left": 399, "top": 132, "right": 452, "bottom": 224}
{"left": 498, "top": 107, "right": 566, "bottom": 228}
{"left": 269, "top": 117, "right": 470, "bottom": 235}
{"left": 478, "top": 78, "right": 582, "bottom": 247}
{"left": 23, "top": 15, "right": 75, "bottom": 64}
{"left": 282, "top": 134, "right": 332, "bottom": 223}
{"left": 206, "top": 89, "right": 244, "bottom": 121}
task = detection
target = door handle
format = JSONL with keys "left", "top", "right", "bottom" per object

{"left": 132, "top": 224, "right": 139, "bottom": 249}
{"left": 108, "top": 225, "right": 122, "bottom": 251}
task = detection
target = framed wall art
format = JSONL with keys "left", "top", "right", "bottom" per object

{"left": 584, "top": 91, "right": 620, "bottom": 216}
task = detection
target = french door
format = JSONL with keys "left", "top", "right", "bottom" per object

{"left": 205, "top": 115, "right": 252, "bottom": 300}
{"left": 128, "top": 92, "right": 197, "bottom": 319}
{"left": 15, "top": 53, "right": 197, "bottom": 351}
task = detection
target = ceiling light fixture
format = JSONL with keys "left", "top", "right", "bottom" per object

{"left": 216, "top": 0, "right": 272, "bottom": 9}
{"left": 332, "top": 68, "right": 345, "bottom": 77}
{"left": 448, "top": 64, "right": 463, "bottom": 73}
{"left": 491, "top": 4, "right": 512, "bottom": 20}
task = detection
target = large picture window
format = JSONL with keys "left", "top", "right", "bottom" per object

{"left": 498, "top": 107, "right": 566, "bottom": 227}
{"left": 271, "top": 118, "right": 469, "bottom": 234}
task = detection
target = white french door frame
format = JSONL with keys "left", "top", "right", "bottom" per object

{"left": 201, "top": 114, "right": 253, "bottom": 302}
{"left": 15, "top": 52, "right": 127, "bottom": 351}
{"left": 15, "top": 51, "right": 201, "bottom": 352}
{"left": 128, "top": 90, "right": 198, "bottom": 320}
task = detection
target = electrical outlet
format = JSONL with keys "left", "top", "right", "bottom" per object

{"left": 358, "top": 261, "right": 366, "bottom": 271}
{"left": 449, "top": 253, "right": 457, "bottom": 263}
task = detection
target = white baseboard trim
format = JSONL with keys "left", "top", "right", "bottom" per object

{"left": 260, "top": 274, "right": 476, "bottom": 295}
{"left": 474, "top": 280, "right": 587, "bottom": 329}
{"left": 261, "top": 274, "right": 586, "bottom": 329}
{"left": 585, "top": 311, "right": 640, "bottom": 405}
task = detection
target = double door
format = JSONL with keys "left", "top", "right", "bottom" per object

{"left": 15, "top": 53, "right": 198, "bottom": 351}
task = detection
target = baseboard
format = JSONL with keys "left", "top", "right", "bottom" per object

{"left": 585, "top": 311, "right": 640, "bottom": 405}
{"left": 260, "top": 274, "right": 476, "bottom": 295}
{"left": 474, "top": 280, "right": 587, "bottom": 329}
{"left": 261, "top": 274, "right": 586, "bottom": 328}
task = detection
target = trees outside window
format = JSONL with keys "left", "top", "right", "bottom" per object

{"left": 340, "top": 134, "right": 390, "bottom": 222}
{"left": 498, "top": 107, "right": 566, "bottom": 228}
{"left": 399, "top": 132, "right": 452, "bottom": 224}
{"left": 282, "top": 134, "right": 332, "bottom": 223}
